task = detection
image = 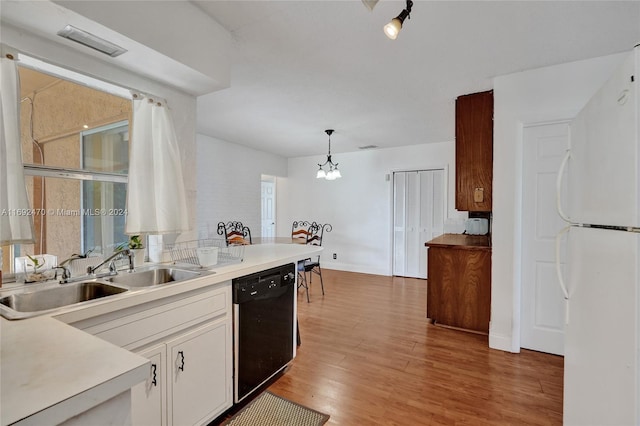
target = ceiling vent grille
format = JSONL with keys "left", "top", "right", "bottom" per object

{"left": 358, "top": 145, "right": 378, "bottom": 150}
{"left": 57, "top": 25, "right": 127, "bottom": 57}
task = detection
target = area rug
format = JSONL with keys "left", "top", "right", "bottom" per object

{"left": 222, "top": 391, "right": 329, "bottom": 426}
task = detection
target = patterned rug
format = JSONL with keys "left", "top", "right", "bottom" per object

{"left": 222, "top": 391, "right": 329, "bottom": 426}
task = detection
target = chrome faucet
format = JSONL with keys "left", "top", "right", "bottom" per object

{"left": 55, "top": 254, "right": 84, "bottom": 283}
{"left": 87, "top": 248, "right": 134, "bottom": 276}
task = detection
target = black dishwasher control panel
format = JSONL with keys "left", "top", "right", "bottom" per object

{"left": 233, "top": 263, "right": 295, "bottom": 304}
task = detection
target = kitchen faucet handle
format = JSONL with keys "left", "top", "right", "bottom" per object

{"left": 53, "top": 265, "right": 71, "bottom": 283}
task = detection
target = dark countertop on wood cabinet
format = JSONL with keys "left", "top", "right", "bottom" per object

{"left": 425, "top": 234, "right": 491, "bottom": 251}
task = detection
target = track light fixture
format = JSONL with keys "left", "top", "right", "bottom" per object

{"left": 384, "top": 0, "right": 413, "bottom": 40}
{"left": 316, "top": 129, "right": 342, "bottom": 180}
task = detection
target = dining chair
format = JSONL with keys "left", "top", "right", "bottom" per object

{"left": 217, "top": 221, "right": 252, "bottom": 246}
{"left": 297, "top": 222, "right": 332, "bottom": 302}
{"left": 292, "top": 220, "right": 311, "bottom": 300}
{"left": 291, "top": 220, "right": 311, "bottom": 243}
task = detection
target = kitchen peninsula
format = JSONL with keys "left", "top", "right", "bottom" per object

{"left": 425, "top": 234, "right": 491, "bottom": 333}
{"left": 1, "top": 243, "right": 322, "bottom": 426}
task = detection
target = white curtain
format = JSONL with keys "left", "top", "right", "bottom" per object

{"left": 0, "top": 52, "right": 34, "bottom": 245}
{"left": 125, "top": 94, "right": 189, "bottom": 235}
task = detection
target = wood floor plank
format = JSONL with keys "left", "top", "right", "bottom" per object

{"left": 269, "top": 270, "right": 563, "bottom": 425}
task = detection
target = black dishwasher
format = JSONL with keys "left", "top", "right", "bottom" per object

{"left": 232, "top": 263, "right": 296, "bottom": 402}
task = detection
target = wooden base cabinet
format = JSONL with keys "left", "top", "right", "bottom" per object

{"left": 427, "top": 245, "right": 491, "bottom": 333}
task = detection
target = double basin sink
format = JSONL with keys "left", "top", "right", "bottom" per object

{"left": 0, "top": 267, "right": 211, "bottom": 320}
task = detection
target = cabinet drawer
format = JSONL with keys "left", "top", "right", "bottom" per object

{"left": 82, "top": 289, "right": 228, "bottom": 350}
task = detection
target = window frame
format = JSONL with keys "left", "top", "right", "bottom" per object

{"left": 1, "top": 52, "right": 133, "bottom": 277}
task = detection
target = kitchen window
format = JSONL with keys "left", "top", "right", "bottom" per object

{"left": 0, "top": 64, "right": 132, "bottom": 274}
{"left": 80, "top": 122, "right": 129, "bottom": 254}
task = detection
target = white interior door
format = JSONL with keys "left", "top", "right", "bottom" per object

{"left": 261, "top": 180, "right": 276, "bottom": 238}
{"left": 521, "top": 122, "right": 569, "bottom": 355}
{"left": 393, "top": 169, "right": 444, "bottom": 279}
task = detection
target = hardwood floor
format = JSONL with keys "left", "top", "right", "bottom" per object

{"left": 268, "top": 269, "right": 563, "bottom": 425}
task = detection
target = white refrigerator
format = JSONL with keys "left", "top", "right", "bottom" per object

{"left": 559, "top": 44, "right": 640, "bottom": 425}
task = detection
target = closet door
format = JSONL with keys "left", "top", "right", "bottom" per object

{"left": 420, "top": 170, "right": 444, "bottom": 278}
{"left": 393, "top": 173, "right": 408, "bottom": 276}
{"left": 393, "top": 170, "right": 444, "bottom": 279}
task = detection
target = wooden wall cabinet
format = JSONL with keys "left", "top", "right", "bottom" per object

{"left": 455, "top": 90, "right": 494, "bottom": 212}
{"left": 426, "top": 235, "right": 491, "bottom": 333}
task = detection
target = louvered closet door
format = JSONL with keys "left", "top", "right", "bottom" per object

{"left": 393, "top": 170, "right": 444, "bottom": 278}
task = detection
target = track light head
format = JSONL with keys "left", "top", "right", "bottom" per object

{"left": 384, "top": 0, "right": 413, "bottom": 40}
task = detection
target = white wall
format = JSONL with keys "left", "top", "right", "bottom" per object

{"left": 196, "top": 134, "right": 288, "bottom": 240}
{"left": 279, "top": 141, "right": 464, "bottom": 275}
{"left": 491, "top": 51, "right": 629, "bottom": 352}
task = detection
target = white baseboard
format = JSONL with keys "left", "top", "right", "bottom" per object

{"left": 489, "top": 331, "right": 519, "bottom": 353}
{"left": 321, "top": 262, "right": 390, "bottom": 276}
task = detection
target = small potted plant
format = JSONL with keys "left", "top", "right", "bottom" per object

{"left": 128, "top": 235, "right": 145, "bottom": 267}
{"left": 24, "top": 254, "right": 47, "bottom": 283}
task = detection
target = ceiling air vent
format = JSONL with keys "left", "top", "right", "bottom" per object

{"left": 57, "top": 25, "right": 127, "bottom": 58}
{"left": 358, "top": 145, "right": 378, "bottom": 150}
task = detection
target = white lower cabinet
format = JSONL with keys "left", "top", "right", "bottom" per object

{"left": 131, "top": 344, "right": 166, "bottom": 426}
{"left": 167, "top": 320, "right": 231, "bottom": 425}
{"left": 73, "top": 283, "right": 233, "bottom": 426}
{"left": 132, "top": 318, "right": 232, "bottom": 426}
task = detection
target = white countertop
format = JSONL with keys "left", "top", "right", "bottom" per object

{"left": 0, "top": 316, "right": 149, "bottom": 426}
{"left": 0, "top": 243, "right": 322, "bottom": 425}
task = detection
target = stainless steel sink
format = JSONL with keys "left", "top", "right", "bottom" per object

{"left": 105, "top": 268, "right": 202, "bottom": 287}
{"left": 0, "top": 281, "right": 128, "bottom": 318}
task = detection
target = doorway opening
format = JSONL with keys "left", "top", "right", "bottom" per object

{"left": 261, "top": 175, "right": 276, "bottom": 238}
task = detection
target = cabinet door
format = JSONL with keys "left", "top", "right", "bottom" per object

{"left": 131, "top": 344, "right": 166, "bottom": 426}
{"left": 167, "top": 320, "right": 232, "bottom": 426}
{"left": 455, "top": 90, "right": 493, "bottom": 211}
{"left": 427, "top": 247, "right": 491, "bottom": 332}
{"left": 426, "top": 247, "right": 446, "bottom": 322}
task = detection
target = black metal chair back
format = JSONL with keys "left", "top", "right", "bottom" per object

{"left": 297, "top": 222, "right": 332, "bottom": 302}
{"left": 306, "top": 222, "right": 332, "bottom": 246}
{"left": 217, "top": 221, "right": 252, "bottom": 246}
{"left": 291, "top": 220, "right": 312, "bottom": 243}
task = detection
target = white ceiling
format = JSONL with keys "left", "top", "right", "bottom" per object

{"left": 193, "top": 0, "right": 640, "bottom": 158}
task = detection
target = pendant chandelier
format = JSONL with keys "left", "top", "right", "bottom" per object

{"left": 316, "top": 129, "right": 342, "bottom": 180}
